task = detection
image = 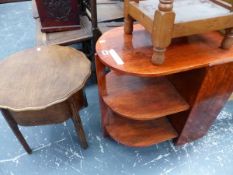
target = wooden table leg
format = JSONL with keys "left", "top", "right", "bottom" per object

{"left": 69, "top": 98, "right": 88, "bottom": 149}
{"left": 1, "top": 109, "right": 32, "bottom": 154}
{"left": 95, "top": 55, "right": 110, "bottom": 137}
{"left": 124, "top": 0, "right": 134, "bottom": 34}
{"left": 221, "top": 28, "right": 233, "bottom": 49}
{"left": 152, "top": 0, "right": 175, "bottom": 65}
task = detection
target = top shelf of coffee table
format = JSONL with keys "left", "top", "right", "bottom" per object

{"left": 96, "top": 24, "right": 233, "bottom": 77}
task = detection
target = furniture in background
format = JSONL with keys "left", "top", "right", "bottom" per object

{"left": 33, "top": 0, "right": 101, "bottom": 78}
{"left": 0, "top": 45, "right": 91, "bottom": 154}
{"left": 33, "top": 0, "right": 125, "bottom": 66}
{"left": 97, "top": 0, "right": 124, "bottom": 33}
{"left": 81, "top": 0, "right": 100, "bottom": 44}
{"left": 124, "top": 0, "right": 233, "bottom": 64}
{"left": 35, "top": 0, "right": 81, "bottom": 32}
{"left": 95, "top": 24, "right": 233, "bottom": 147}
{"left": 34, "top": 0, "right": 100, "bottom": 46}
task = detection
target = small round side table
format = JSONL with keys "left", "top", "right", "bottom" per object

{"left": 0, "top": 45, "right": 91, "bottom": 154}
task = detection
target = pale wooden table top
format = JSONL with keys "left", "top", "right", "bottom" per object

{"left": 0, "top": 45, "right": 91, "bottom": 111}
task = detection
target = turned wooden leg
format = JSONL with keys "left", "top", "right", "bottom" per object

{"left": 124, "top": 0, "right": 134, "bottom": 34}
{"left": 221, "top": 28, "right": 233, "bottom": 49}
{"left": 152, "top": 47, "right": 166, "bottom": 65}
{"left": 151, "top": 0, "right": 175, "bottom": 65}
{"left": 1, "top": 109, "right": 32, "bottom": 154}
{"left": 124, "top": 16, "right": 133, "bottom": 34}
{"left": 69, "top": 98, "right": 88, "bottom": 149}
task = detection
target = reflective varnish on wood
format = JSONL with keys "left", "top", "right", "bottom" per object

{"left": 96, "top": 24, "right": 233, "bottom": 147}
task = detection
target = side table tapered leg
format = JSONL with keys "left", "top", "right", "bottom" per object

{"left": 1, "top": 109, "right": 32, "bottom": 154}
{"left": 69, "top": 98, "right": 88, "bottom": 149}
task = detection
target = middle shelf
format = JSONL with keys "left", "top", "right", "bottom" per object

{"left": 103, "top": 71, "right": 190, "bottom": 121}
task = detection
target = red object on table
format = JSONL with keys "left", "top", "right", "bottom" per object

{"left": 35, "top": 0, "right": 80, "bottom": 33}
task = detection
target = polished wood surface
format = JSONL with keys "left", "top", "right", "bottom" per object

{"left": 176, "top": 61, "right": 233, "bottom": 145}
{"left": 103, "top": 71, "right": 189, "bottom": 120}
{"left": 95, "top": 55, "right": 107, "bottom": 134}
{"left": 167, "top": 69, "right": 207, "bottom": 134}
{"left": 0, "top": 45, "right": 91, "bottom": 111}
{"left": 124, "top": 0, "right": 233, "bottom": 64}
{"left": 96, "top": 25, "right": 233, "bottom": 147}
{"left": 96, "top": 24, "right": 233, "bottom": 77}
{"left": 96, "top": 54, "right": 180, "bottom": 147}
{"left": 106, "top": 112, "right": 178, "bottom": 147}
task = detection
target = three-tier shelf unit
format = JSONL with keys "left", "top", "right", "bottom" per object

{"left": 95, "top": 24, "right": 233, "bottom": 147}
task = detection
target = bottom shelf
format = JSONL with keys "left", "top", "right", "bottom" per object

{"left": 105, "top": 112, "right": 178, "bottom": 147}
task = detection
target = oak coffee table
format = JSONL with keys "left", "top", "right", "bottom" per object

{"left": 0, "top": 45, "right": 91, "bottom": 154}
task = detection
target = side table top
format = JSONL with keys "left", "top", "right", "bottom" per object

{"left": 0, "top": 45, "right": 91, "bottom": 111}
{"left": 96, "top": 24, "right": 233, "bottom": 77}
